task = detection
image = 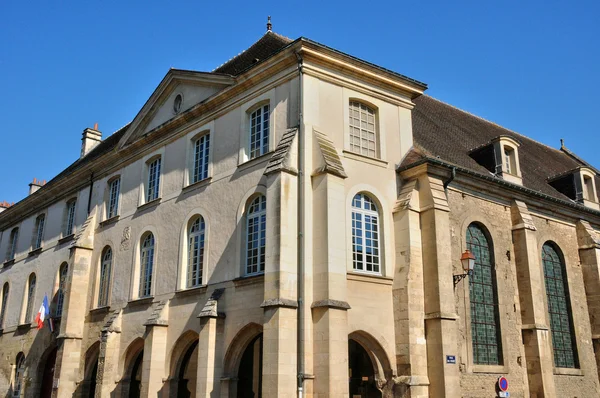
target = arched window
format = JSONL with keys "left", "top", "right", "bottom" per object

{"left": 107, "top": 177, "right": 121, "bottom": 219}
{"left": 542, "top": 242, "right": 578, "bottom": 368}
{"left": 6, "top": 227, "right": 18, "bottom": 261}
{"left": 192, "top": 134, "right": 210, "bottom": 183}
{"left": 55, "top": 263, "right": 68, "bottom": 317}
{"left": 245, "top": 195, "right": 266, "bottom": 275}
{"left": 351, "top": 193, "right": 381, "bottom": 274}
{"left": 0, "top": 282, "right": 9, "bottom": 328}
{"left": 146, "top": 157, "right": 161, "bottom": 203}
{"left": 98, "top": 247, "right": 112, "bottom": 307}
{"left": 24, "top": 273, "right": 36, "bottom": 323}
{"left": 33, "top": 214, "right": 45, "bottom": 250}
{"left": 139, "top": 233, "right": 155, "bottom": 298}
{"left": 187, "top": 216, "right": 206, "bottom": 287}
{"left": 349, "top": 101, "right": 378, "bottom": 158}
{"left": 467, "top": 223, "right": 502, "bottom": 365}
{"left": 14, "top": 352, "right": 25, "bottom": 396}
{"left": 63, "top": 199, "right": 77, "bottom": 237}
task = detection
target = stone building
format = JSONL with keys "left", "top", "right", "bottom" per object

{"left": 1, "top": 24, "right": 600, "bottom": 398}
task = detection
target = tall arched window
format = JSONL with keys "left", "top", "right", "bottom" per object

{"left": 187, "top": 216, "right": 206, "bottom": 287}
{"left": 467, "top": 223, "right": 502, "bottom": 365}
{"left": 6, "top": 227, "right": 18, "bottom": 261}
{"left": 0, "top": 282, "right": 9, "bottom": 328}
{"left": 14, "top": 352, "right": 25, "bottom": 397}
{"left": 139, "top": 233, "right": 155, "bottom": 298}
{"left": 55, "top": 263, "right": 68, "bottom": 317}
{"left": 24, "top": 273, "right": 36, "bottom": 323}
{"left": 98, "top": 247, "right": 112, "bottom": 307}
{"left": 245, "top": 195, "right": 266, "bottom": 275}
{"left": 33, "top": 214, "right": 45, "bottom": 250}
{"left": 349, "top": 101, "right": 378, "bottom": 158}
{"left": 63, "top": 199, "right": 77, "bottom": 237}
{"left": 351, "top": 193, "right": 381, "bottom": 274}
{"left": 542, "top": 242, "right": 578, "bottom": 368}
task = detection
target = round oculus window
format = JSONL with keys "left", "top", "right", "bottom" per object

{"left": 173, "top": 94, "right": 183, "bottom": 114}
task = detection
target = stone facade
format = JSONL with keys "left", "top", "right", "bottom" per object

{"left": 0, "top": 30, "right": 599, "bottom": 398}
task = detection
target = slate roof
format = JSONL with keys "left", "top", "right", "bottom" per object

{"left": 213, "top": 31, "right": 293, "bottom": 76}
{"left": 264, "top": 128, "right": 298, "bottom": 175}
{"left": 313, "top": 130, "right": 348, "bottom": 178}
{"left": 406, "top": 95, "right": 600, "bottom": 203}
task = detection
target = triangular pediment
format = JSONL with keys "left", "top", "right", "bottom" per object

{"left": 119, "top": 69, "right": 234, "bottom": 148}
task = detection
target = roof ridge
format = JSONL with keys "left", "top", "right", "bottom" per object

{"left": 423, "top": 95, "right": 567, "bottom": 156}
{"left": 211, "top": 31, "right": 291, "bottom": 73}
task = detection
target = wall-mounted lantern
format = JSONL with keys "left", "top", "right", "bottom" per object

{"left": 454, "top": 249, "right": 475, "bottom": 287}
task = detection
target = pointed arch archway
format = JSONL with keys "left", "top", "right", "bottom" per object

{"left": 120, "top": 338, "right": 144, "bottom": 398}
{"left": 222, "top": 322, "right": 263, "bottom": 398}
{"left": 167, "top": 330, "right": 200, "bottom": 398}
{"left": 348, "top": 330, "right": 393, "bottom": 397}
{"left": 80, "top": 341, "right": 101, "bottom": 398}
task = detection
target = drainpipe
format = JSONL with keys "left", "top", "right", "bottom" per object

{"left": 295, "top": 50, "right": 305, "bottom": 398}
{"left": 443, "top": 166, "right": 456, "bottom": 191}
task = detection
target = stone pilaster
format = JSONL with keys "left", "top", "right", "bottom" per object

{"left": 95, "top": 310, "right": 122, "bottom": 398}
{"left": 511, "top": 200, "right": 556, "bottom": 397}
{"left": 392, "top": 179, "right": 429, "bottom": 398}
{"left": 261, "top": 164, "right": 298, "bottom": 398}
{"left": 54, "top": 214, "right": 96, "bottom": 398}
{"left": 418, "top": 173, "right": 460, "bottom": 397}
{"left": 196, "top": 289, "right": 225, "bottom": 397}
{"left": 140, "top": 301, "right": 169, "bottom": 397}
{"left": 576, "top": 220, "right": 600, "bottom": 381}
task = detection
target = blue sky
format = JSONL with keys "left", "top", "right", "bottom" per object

{"left": 1, "top": 1, "right": 598, "bottom": 204}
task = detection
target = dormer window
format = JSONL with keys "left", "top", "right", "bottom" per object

{"left": 469, "top": 135, "right": 522, "bottom": 186}
{"left": 548, "top": 167, "right": 599, "bottom": 210}
{"left": 504, "top": 146, "right": 515, "bottom": 175}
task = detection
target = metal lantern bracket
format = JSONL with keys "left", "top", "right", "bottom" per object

{"left": 453, "top": 269, "right": 473, "bottom": 287}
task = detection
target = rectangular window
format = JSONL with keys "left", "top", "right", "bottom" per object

{"left": 107, "top": 178, "right": 120, "bottom": 218}
{"left": 33, "top": 215, "right": 45, "bottom": 250}
{"left": 6, "top": 228, "right": 18, "bottom": 261}
{"left": 249, "top": 104, "right": 270, "bottom": 159}
{"left": 146, "top": 158, "right": 161, "bottom": 202}
{"left": 584, "top": 176, "right": 594, "bottom": 201}
{"left": 504, "top": 148, "right": 512, "bottom": 174}
{"left": 192, "top": 134, "right": 210, "bottom": 183}
{"left": 64, "top": 200, "right": 76, "bottom": 237}
{"left": 349, "top": 101, "right": 377, "bottom": 159}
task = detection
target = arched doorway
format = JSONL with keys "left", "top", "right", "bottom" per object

{"left": 348, "top": 339, "right": 382, "bottom": 398}
{"left": 129, "top": 350, "right": 143, "bottom": 398}
{"left": 237, "top": 334, "right": 262, "bottom": 398}
{"left": 177, "top": 340, "right": 199, "bottom": 398}
{"left": 82, "top": 342, "right": 100, "bottom": 398}
{"left": 40, "top": 347, "right": 58, "bottom": 398}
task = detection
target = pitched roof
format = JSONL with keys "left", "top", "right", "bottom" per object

{"left": 408, "top": 95, "right": 600, "bottom": 203}
{"left": 213, "top": 31, "right": 293, "bottom": 76}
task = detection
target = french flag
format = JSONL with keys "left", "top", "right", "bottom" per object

{"left": 34, "top": 295, "right": 53, "bottom": 331}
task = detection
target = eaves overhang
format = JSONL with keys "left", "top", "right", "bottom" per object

{"left": 397, "top": 156, "right": 600, "bottom": 219}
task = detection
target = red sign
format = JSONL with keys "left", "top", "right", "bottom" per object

{"left": 498, "top": 376, "right": 509, "bottom": 392}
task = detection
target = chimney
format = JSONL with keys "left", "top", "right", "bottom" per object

{"left": 0, "top": 201, "right": 13, "bottom": 214}
{"left": 29, "top": 178, "right": 46, "bottom": 195}
{"left": 81, "top": 123, "right": 102, "bottom": 158}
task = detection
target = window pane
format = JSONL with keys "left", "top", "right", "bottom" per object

{"left": 249, "top": 105, "right": 269, "bottom": 159}
{"left": 108, "top": 178, "right": 120, "bottom": 218}
{"left": 349, "top": 101, "right": 377, "bottom": 158}
{"left": 246, "top": 195, "right": 266, "bottom": 274}
{"left": 187, "top": 217, "right": 205, "bottom": 287}
{"left": 146, "top": 158, "right": 161, "bottom": 202}
{"left": 351, "top": 194, "right": 381, "bottom": 274}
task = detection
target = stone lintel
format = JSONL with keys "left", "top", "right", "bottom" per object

{"left": 310, "top": 299, "right": 351, "bottom": 310}
{"left": 393, "top": 375, "right": 430, "bottom": 386}
{"left": 423, "top": 312, "right": 458, "bottom": 321}
{"left": 260, "top": 298, "right": 298, "bottom": 309}
{"left": 521, "top": 323, "right": 549, "bottom": 331}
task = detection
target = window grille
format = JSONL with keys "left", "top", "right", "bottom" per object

{"left": 6, "top": 228, "right": 18, "bottom": 261}
{"left": 98, "top": 247, "right": 112, "bottom": 307}
{"left": 249, "top": 105, "right": 270, "bottom": 159}
{"left": 64, "top": 200, "right": 76, "bottom": 236}
{"left": 187, "top": 216, "right": 206, "bottom": 287}
{"left": 146, "top": 158, "right": 161, "bottom": 202}
{"left": 139, "top": 234, "right": 155, "bottom": 298}
{"left": 543, "top": 243, "right": 578, "bottom": 368}
{"left": 351, "top": 193, "right": 381, "bottom": 273}
{"left": 55, "top": 264, "right": 68, "bottom": 317}
{"left": 33, "top": 215, "right": 45, "bottom": 250}
{"left": 349, "top": 101, "right": 377, "bottom": 158}
{"left": 107, "top": 178, "right": 120, "bottom": 218}
{"left": 24, "top": 274, "right": 36, "bottom": 323}
{"left": 467, "top": 223, "right": 503, "bottom": 365}
{"left": 245, "top": 195, "right": 266, "bottom": 275}
{"left": 192, "top": 134, "right": 210, "bottom": 183}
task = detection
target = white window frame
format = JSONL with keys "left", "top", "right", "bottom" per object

{"left": 244, "top": 195, "right": 267, "bottom": 275}
{"left": 63, "top": 199, "right": 77, "bottom": 237}
{"left": 32, "top": 214, "right": 45, "bottom": 250}
{"left": 139, "top": 233, "right": 155, "bottom": 298}
{"left": 348, "top": 100, "right": 378, "bottom": 159}
{"left": 342, "top": 90, "right": 386, "bottom": 161}
{"left": 23, "top": 273, "right": 36, "bottom": 323}
{"left": 146, "top": 157, "right": 161, "bottom": 203}
{"left": 187, "top": 216, "right": 206, "bottom": 288}
{"left": 6, "top": 227, "right": 18, "bottom": 261}
{"left": 351, "top": 193, "right": 382, "bottom": 274}
{"left": 55, "top": 263, "right": 68, "bottom": 317}
{"left": 98, "top": 246, "right": 112, "bottom": 307}
{"left": 238, "top": 90, "right": 276, "bottom": 165}
{"left": 107, "top": 177, "right": 121, "bottom": 219}
{"left": 249, "top": 104, "right": 270, "bottom": 160}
